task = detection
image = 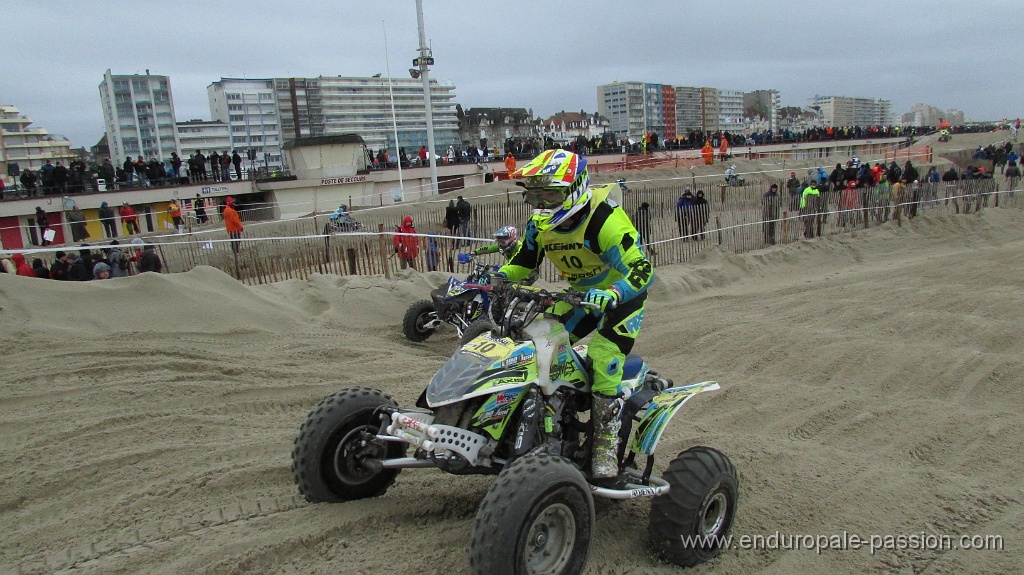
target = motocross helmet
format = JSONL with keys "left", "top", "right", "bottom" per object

{"left": 493, "top": 225, "right": 518, "bottom": 254}
{"left": 514, "top": 149, "right": 591, "bottom": 231}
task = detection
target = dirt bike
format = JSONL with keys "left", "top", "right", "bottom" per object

{"left": 402, "top": 254, "right": 502, "bottom": 342}
{"left": 292, "top": 283, "right": 739, "bottom": 574}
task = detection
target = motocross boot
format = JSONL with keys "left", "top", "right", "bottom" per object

{"left": 590, "top": 393, "right": 622, "bottom": 479}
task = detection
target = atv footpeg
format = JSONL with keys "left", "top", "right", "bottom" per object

{"left": 589, "top": 474, "right": 669, "bottom": 500}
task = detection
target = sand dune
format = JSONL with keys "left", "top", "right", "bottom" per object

{"left": 2, "top": 204, "right": 1023, "bottom": 574}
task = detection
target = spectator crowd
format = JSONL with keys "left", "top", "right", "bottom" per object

{"left": 1, "top": 239, "right": 162, "bottom": 281}
{"left": 4, "top": 149, "right": 252, "bottom": 199}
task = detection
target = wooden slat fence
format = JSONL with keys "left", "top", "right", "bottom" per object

{"left": 151, "top": 177, "right": 1018, "bottom": 285}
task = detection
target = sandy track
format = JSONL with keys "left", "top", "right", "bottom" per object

{"left": 2, "top": 207, "right": 1023, "bottom": 574}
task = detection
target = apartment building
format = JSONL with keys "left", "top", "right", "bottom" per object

{"left": 207, "top": 78, "right": 284, "bottom": 170}
{"left": 1, "top": 103, "right": 77, "bottom": 184}
{"left": 596, "top": 81, "right": 669, "bottom": 143}
{"left": 900, "top": 103, "right": 965, "bottom": 127}
{"left": 808, "top": 95, "right": 892, "bottom": 127}
{"left": 99, "top": 69, "right": 180, "bottom": 164}
{"left": 700, "top": 88, "right": 720, "bottom": 134}
{"left": 743, "top": 90, "right": 781, "bottom": 132}
{"left": 176, "top": 120, "right": 231, "bottom": 159}
{"left": 273, "top": 76, "right": 461, "bottom": 156}
{"left": 674, "top": 86, "right": 703, "bottom": 135}
{"left": 717, "top": 89, "right": 745, "bottom": 131}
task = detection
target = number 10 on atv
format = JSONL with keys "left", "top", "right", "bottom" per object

{"left": 292, "top": 284, "right": 739, "bottom": 574}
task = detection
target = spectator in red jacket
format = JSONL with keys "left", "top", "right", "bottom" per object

{"left": 120, "top": 202, "right": 140, "bottom": 235}
{"left": 12, "top": 253, "right": 35, "bottom": 277}
{"left": 392, "top": 215, "right": 419, "bottom": 270}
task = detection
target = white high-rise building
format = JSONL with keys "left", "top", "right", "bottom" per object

{"left": 597, "top": 81, "right": 669, "bottom": 143}
{"left": 717, "top": 89, "right": 745, "bottom": 130}
{"left": 99, "top": 69, "right": 180, "bottom": 164}
{"left": 1, "top": 103, "right": 77, "bottom": 184}
{"left": 807, "top": 95, "right": 892, "bottom": 127}
{"left": 273, "top": 76, "right": 461, "bottom": 156}
{"left": 176, "top": 120, "right": 231, "bottom": 160}
{"left": 207, "top": 78, "right": 284, "bottom": 170}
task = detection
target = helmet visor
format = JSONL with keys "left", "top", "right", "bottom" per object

{"left": 524, "top": 187, "right": 565, "bottom": 209}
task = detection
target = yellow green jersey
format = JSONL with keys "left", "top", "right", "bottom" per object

{"left": 498, "top": 184, "right": 654, "bottom": 301}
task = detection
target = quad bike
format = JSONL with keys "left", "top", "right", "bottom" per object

{"left": 325, "top": 209, "right": 364, "bottom": 233}
{"left": 402, "top": 254, "right": 502, "bottom": 342}
{"left": 293, "top": 282, "right": 739, "bottom": 574}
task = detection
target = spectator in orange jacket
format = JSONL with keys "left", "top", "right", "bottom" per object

{"left": 504, "top": 151, "right": 516, "bottom": 176}
{"left": 719, "top": 137, "right": 729, "bottom": 162}
{"left": 392, "top": 215, "right": 419, "bottom": 270}
{"left": 701, "top": 141, "right": 714, "bottom": 165}
{"left": 168, "top": 199, "right": 183, "bottom": 233}
{"left": 222, "top": 196, "right": 244, "bottom": 254}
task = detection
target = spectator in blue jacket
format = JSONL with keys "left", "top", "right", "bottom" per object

{"left": 675, "top": 189, "right": 695, "bottom": 239}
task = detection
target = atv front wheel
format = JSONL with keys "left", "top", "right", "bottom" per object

{"left": 469, "top": 453, "right": 594, "bottom": 575}
{"left": 403, "top": 299, "right": 439, "bottom": 342}
{"left": 460, "top": 317, "right": 493, "bottom": 345}
{"left": 291, "top": 387, "right": 406, "bottom": 502}
{"left": 648, "top": 446, "right": 738, "bottom": 567}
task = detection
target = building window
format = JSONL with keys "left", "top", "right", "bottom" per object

{"left": 230, "top": 115, "right": 244, "bottom": 122}
{"left": 227, "top": 93, "right": 242, "bottom": 100}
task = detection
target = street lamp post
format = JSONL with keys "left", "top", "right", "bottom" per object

{"left": 415, "top": 0, "right": 439, "bottom": 196}
{"left": 383, "top": 22, "right": 404, "bottom": 194}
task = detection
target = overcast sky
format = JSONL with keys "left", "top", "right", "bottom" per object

{"left": 4, "top": 0, "right": 1018, "bottom": 149}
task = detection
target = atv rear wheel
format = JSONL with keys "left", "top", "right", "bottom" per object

{"left": 469, "top": 453, "right": 594, "bottom": 575}
{"left": 403, "top": 299, "right": 439, "bottom": 342}
{"left": 648, "top": 446, "right": 738, "bottom": 567}
{"left": 291, "top": 387, "right": 406, "bottom": 502}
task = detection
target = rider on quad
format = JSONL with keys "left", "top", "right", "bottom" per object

{"left": 490, "top": 149, "right": 655, "bottom": 480}
{"left": 329, "top": 204, "right": 362, "bottom": 230}
{"left": 469, "top": 225, "right": 539, "bottom": 284}
{"left": 725, "top": 164, "right": 742, "bottom": 186}
{"left": 330, "top": 204, "right": 349, "bottom": 220}
{"left": 471, "top": 225, "right": 520, "bottom": 259}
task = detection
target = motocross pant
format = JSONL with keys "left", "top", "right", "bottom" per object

{"left": 553, "top": 291, "right": 647, "bottom": 396}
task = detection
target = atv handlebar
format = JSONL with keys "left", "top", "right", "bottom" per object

{"left": 458, "top": 253, "right": 499, "bottom": 285}
{"left": 478, "top": 282, "right": 604, "bottom": 311}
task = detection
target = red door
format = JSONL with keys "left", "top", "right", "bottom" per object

{"left": 44, "top": 212, "right": 67, "bottom": 246}
{"left": 0, "top": 216, "right": 24, "bottom": 250}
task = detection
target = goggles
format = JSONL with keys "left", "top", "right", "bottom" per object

{"left": 523, "top": 187, "right": 565, "bottom": 209}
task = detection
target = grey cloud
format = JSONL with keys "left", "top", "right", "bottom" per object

{"left": 3, "top": 0, "right": 1018, "bottom": 149}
